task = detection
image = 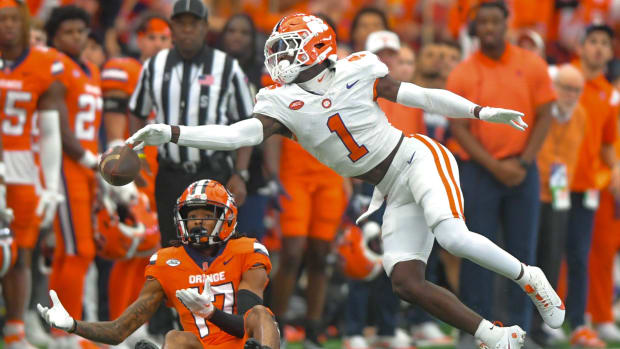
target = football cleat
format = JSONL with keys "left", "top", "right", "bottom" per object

{"left": 480, "top": 326, "right": 525, "bottom": 349}
{"left": 519, "top": 266, "right": 565, "bottom": 329}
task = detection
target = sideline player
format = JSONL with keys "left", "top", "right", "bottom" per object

{"left": 44, "top": 5, "right": 102, "bottom": 345}
{"left": 39, "top": 179, "right": 279, "bottom": 349}
{"left": 0, "top": 0, "right": 64, "bottom": 347}
{"left": 128, "top": 14, "right": 566, "bottom": 349}
{"left": 101, "top": 14, "right": 171, "bottom": 322}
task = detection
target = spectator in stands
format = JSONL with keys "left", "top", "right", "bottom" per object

{"left": 81, "top": 32, "right": 106, "bottom": 68}
{"left": 369, "top": 30, "right": 425, "bottom": 137}
{"left": 349, "top": 7, "right": 389, "bottom": 52}
{"left": 29, "top": 18, "right": 46, "bottom": 46}
{"left": 218, "top": 14, "right": 282, "bottom": 241}
{"left": 564, "top": 23, "right": 619, "bottom": 348}
{"left": 397, "top": 44, "right": 415, "bottom": 83}
{"left": 438, "top": 40, "right": 462, "bottom": 81}
{"left": 530, "top": 64, "right": 587, "bottom": 346}
{"left": 447, "top": 3, "right": 555, "bottom": 346}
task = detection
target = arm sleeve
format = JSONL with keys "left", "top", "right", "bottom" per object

{"left": 176, "top": 118, "right": 264, "bottom": 150}
{"left": 38, "top": 110, "right": 62, "bottom": 193}
{"left": 227, "top": 60, "right": 255, "bottom": 123}
{"left": 396, "top": 82, "right": 478, "bottom": 118}
{"left": 129, "top": 58, "right": 154, "bottom": 119}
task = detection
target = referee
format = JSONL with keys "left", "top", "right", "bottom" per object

{"left": 129, "top": 0, "right": 253, "bottom": 247}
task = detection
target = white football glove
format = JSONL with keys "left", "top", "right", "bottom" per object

{"left": 36, "top": 190, "right": 65, "bottom": 229}
{"left": 79, "top": 150, "right": 99, "bottom": 170}
{"left": 126, "top": 124, "right": 171, "bottom": 151}
{"left": 479, "top": 107, "right": 528, "bottom": 131}
{"left": 176, "top": 278, "right": 215, "bottom": 319}
{"left": 37, "top": 290, "right": 76, "bottom": 332}
{"left": 0, "top": 184, "right": 14, "bottom": 224}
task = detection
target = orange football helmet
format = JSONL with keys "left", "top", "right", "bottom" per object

{"left": 0, "top": 227, "right": 17, "bottom": 278}
{"left": 174, "top": 179, "right": 238, "bottom": 246}
{"left": 338, "top": 222, "right": 383, "bottom": 281}
{"left": 96, "top": 193, "right": 160, "bottom": 260}
{"left": 264, "top": 13, "right": 337, "bottom": 84}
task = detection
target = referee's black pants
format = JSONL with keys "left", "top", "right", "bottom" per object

{"left": 154, "top": 159, "right": 231, "bottom": 247}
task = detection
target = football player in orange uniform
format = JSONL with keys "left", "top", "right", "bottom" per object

{"left": 43, "top": 5, "right": 102, "bottom": 344}
{"left": 100, "top": 15, "right": 171, "bottom": 328}
{"left": 102, "top": 15, "right": 171, "bottom": 206}
{"left": 0, "top": 0, "right": 64, "bottom": 347}
{"left": 39, "top": 179, "right": 280, "bottom": 349}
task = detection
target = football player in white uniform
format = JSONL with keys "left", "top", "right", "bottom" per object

{"left": 126, "top": 14, "right": 564, "bottom": 349}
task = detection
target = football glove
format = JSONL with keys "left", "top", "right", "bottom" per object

{"left": 37, "top": 290, "right": 76, "bottom": 332}
{"left": 479, "top": 107, "right": 528, "bottom": 131}
{"left": 176, "top": 278, "right": 215, "bottom": 319}
{"left": 36, "top": 190, "right": 65, "bottom": 229}
{"left": 126, "top": 124, "right": 171, "bottom": 151}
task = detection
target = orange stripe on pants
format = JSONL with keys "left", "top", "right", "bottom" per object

{"left": 413, "top": 135, "right": 461, "bottom": 219}
{"left": 586, "top": 190, "right": 620, "bottom": 324}
{"left": 431, "top": 137, "right": 464, "bottom": 216}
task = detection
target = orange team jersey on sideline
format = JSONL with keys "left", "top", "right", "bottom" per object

{"left": 58, "top": 54, "right": 102, "bottom": 155}
{"left": 145, "top": 238, "right": 272, "bottom": 348}
{"left": 101, "top": 57, "right": 159, "bottom": 206}
{"left": 0, "top": 46, "right": 63, "bottom": 152}
{"left": 280, "top": 138, "right": 343, "bottom": 178}
{"left": 101, "top": 57, "right": 141, "bottom": 100}
{"left": 571, "top": 60, "right": 619, "bottom": 191}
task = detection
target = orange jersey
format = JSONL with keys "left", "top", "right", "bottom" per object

{"left": 571, "top": 61, "right": 619, "bottom": 191}
{"left": 0, "top": 46, "right": 63, "bottom": 151}
{"left": 58, "top": 54, "right": 102, "bottom": 154}
{"left": 101, "top": 57, "right": 142, "bottom": 99}
{"left": 145, "top": 238, "right": 271, "bottom": 348}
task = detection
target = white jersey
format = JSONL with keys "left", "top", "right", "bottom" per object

{"left": 253, "top": 51, "right": 402, "bottom": 177}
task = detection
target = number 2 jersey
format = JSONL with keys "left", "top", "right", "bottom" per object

{"left": 145, "top": 237, "right": 272, "bottom": 348}
{"left": 253, "top": 51, "right": 402, "bottom": 178}
{"left": 58, "top": 54, "right": 102, "bottom": 160}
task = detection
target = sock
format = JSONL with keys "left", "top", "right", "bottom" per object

{"left": 474, "top": 319, "right": 504, "bottom": 347}
{"left": 3, "top": 320, "right": 25, "bottom": 344}
{"left": 305, "top": 319, "right": 321, "bottom": 343}
{"left": 515, "top": 264, "right": 533, "bottom": 289}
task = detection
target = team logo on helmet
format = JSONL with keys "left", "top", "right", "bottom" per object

{"left": 264, "top": 13, "right": 337, "bottom": 84}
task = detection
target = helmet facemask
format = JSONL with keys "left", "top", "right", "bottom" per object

{"left": 265, "top": 30, "right": 314, "bottom": 84}
{"left": 175, "top": 201, "right": 235, "bottom": 247}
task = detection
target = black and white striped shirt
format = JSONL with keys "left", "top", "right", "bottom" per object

{"left": 129, "top": 46, "right": 254, "bottom": 164}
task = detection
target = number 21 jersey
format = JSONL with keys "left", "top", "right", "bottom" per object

{"left": 253, "top": 51, "right": 402, "bottom": 177}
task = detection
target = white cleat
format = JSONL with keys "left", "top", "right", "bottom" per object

{"left": 520, "top": 266, "right": 565, "bottom": 329}
{"left": 480, "top": 326, "right": 526, "bottom": 349}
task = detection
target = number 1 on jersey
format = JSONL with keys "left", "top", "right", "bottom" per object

{"left": 327, "top": 113, "right": 369, "bottom": 162}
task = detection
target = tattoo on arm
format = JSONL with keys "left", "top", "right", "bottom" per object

{"left": 73, "top": 279, "right": 164, "bottom": 345}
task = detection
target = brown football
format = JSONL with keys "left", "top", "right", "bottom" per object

{"left": 99, "top": 145, "right": 140, "bottom": 186}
